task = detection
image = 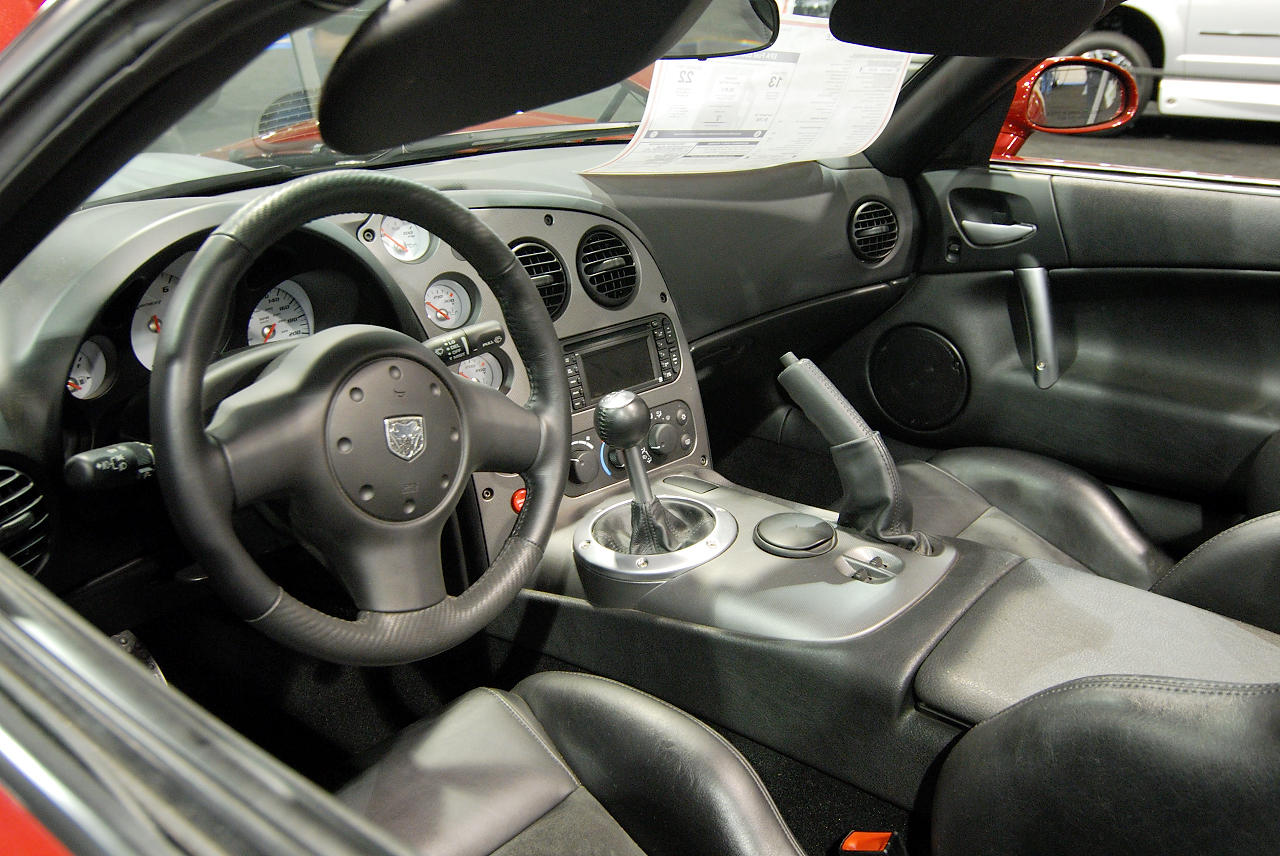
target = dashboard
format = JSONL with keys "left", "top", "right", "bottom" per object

{"left": 0, "top": 165, "right": 710, "bottom": 594}
{"left": 0, "top": 144, "right": 912, "bottom": 600}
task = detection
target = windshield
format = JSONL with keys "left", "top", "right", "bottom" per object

{"left": 143, "top": 6, "right": 649, "bottom": 164}
{"left": 97, "top": 2, "right": 925, "bottom": 200}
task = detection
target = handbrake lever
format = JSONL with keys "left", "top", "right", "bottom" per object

{"left": 778, "top": 352, "right": 933, "bottom": 554}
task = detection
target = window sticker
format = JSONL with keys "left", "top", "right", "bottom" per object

{"left": 587, "top": 14, "right": 908, "bottom": 174}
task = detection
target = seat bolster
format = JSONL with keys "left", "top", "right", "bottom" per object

{"left": 513, "top": 672, "right": 805, "bottom": 856}
{"left": 926, "top": 447, "right": 1171, "bottom": 587}
{"left": 1152, "top": 511, "right": 1280, "bottom": 634}
{"left": 338, "top": 687, "right": 580, "bottom": 856}
{"left": 932, "top": 676, "right": 1280, "bottom": 856}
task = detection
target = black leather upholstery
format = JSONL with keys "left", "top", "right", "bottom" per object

{"left": 340, "top": 672, "right": 805, "bottom": 856}
{"left": 931, "top": 675, "right": 1280, "bottom": 856}
{"left": 903, "top": 448, "right": 1172, "bottom": 587}
{"left": 1152, "top": 511, "right": 1280, "bottom": 635}
{"left": 900, "top": 446, "right": 1280, "bottom": 634}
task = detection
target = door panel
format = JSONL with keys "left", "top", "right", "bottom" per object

{"left": 822, "top": 167, "right": 1280, "bottom": 513}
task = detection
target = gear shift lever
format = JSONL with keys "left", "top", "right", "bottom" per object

{"left": 596, "top": 390, "right": 657, "bottom": 507}
{"left": 595, "top": 390, "right": 696, "bottom": 554}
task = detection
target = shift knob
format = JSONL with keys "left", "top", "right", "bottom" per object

{"left": 595, "top": 390, "right": 650, "bottom": 449}
{"left": 596, "top": 389, "right": 657, "bottom": 507}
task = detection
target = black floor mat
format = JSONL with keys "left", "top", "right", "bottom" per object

{"left": 721, "top": 728, "right": 911, "bottom": 856}
{"left": 137, "top": 593, "right": 494, "bottom": 788}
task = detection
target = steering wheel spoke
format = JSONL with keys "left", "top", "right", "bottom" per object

{"left": 309, "top": 515, "right": 449, "bottom": 612}
{"left": 455, "top": 378, "right": 544, "bottom": 475}
{"left": 205, "top": 374, "right": 316, "bottom": 508}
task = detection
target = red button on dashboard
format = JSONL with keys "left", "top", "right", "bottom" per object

{"left": 511, "top": 488, "right": 527, "bottom": 513}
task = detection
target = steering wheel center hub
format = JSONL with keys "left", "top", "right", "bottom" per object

{"left": 326, "top": 357, "right": 463, "bottom": 521}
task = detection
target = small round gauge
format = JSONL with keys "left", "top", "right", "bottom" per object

{"left": 130, "top": 251, "right": 194, "bottom": 370}
{"left": 380, "top": 216, "right": 432, "bottom": 262}
{"left": 424, "top": 279, "right": 472, "bottom": 330}
{"left": 247, "top": 279, "right": 314, "bottom": 346}
{"left": 454, "top": 353, "right": 504, "bottom": 390}
{"left": 67, "top": 339, "right": 110, "bottom": 399}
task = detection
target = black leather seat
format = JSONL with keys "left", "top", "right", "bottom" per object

{"left": 930, "top": 674, "right": 1280, "bottom": 855}
{"left": 339, "top": 671, "right": 806, "bottom": 856}
{"left": 899, "top": 446, "right": 1280, "bottom": 634}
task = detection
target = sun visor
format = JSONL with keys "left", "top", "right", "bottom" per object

{"left": 320, "top": 0, "right": 720, "bottom": 152}
{"left": 827, "top": 0, "right": 1106, "bottom": 58}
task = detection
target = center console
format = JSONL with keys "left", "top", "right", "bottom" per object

{"left": 469, "top": 204, "right": 1280, "bottom": 814}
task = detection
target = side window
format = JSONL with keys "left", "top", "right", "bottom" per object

{"left": 1004, "top": 1, "right": 1280, "bottom": 180}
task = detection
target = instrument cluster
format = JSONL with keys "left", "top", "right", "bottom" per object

{"left": 61, "top": 231, "right": 401, "bottom": 449}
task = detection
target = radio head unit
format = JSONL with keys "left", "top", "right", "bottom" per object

{"left": 563, "top": 314, "right": 680, "bottom": 412}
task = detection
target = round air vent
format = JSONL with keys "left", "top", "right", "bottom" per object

{"left": 577, "top": 228, "right": 637, "bottom": 308}
{"left": 510, "top": 239, "right": 569, "bottom": 320}
{"left": 849, "top": 200, "right": 899, "bottom": 264}
{"left": 0, "top": 465, "right": 51, "bottom": 574}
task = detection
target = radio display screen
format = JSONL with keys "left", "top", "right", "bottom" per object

{"left": 578, "top": 332, "right": 658, "bottom": 400}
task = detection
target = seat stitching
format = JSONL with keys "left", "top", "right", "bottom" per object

{"left": 481, "top": 688, "right": 581, "bottom": 786}
{"left": 1150, "top": 509, "right": 1280, "bottom": 593}
{"left": 562, "top": 673, "right": 806, "bottom": 855}
{"left": 967, "top": 676, "right": 1280, "bottom": 737}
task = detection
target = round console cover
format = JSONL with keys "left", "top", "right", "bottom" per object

{"left": 753, "top": 513, "right": 836, "bottom": 558}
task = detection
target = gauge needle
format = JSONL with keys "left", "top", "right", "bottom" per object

{"left": 67, "top": 379, "right": 81, "bottom": 391}
{"left": 148, "top": 315, "right": 161, "bottom": 334}
{"left": 262, "top": 323, "right": 277, "bottom": 343}
{"left": 425, "top": 301, "right": 450, "bottom": 321}
{"left": 381, "top": 230, "right": 408, "bottom": 253}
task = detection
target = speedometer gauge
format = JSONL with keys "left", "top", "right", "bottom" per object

{"left": 130, "top": 252, "right": 194, "bottom": 370}
{"left": 380, "top": 216, "right": 432, "bottom": 262}
{"left": 247, "top": 279, "right": 314, "bottom": 346}
{"left": 454, "top": 353, "right": 504, "bottom": 390}
{"left": 424, "top": 280, "right": 472, "bottom": 330}
{"left": 67, "top": 339, "right": 110, "bottom": 399}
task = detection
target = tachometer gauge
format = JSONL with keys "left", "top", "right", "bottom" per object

{"left": 247, "top": 279, "right": 314, "bottom": 346}
{"left": 130, "top": 252, "right": 194, "bottom": 370}
{"left": 380, "top": 216, "right": 432, "bottom": 262}
{"left": 454, "top": 353, "right": 504, "bottom": 390}
{"left": 424, "top": 279, "right": 472, "bottom": 330}
{"left": 66, "top": 339, "right": 110, "bottom": 399}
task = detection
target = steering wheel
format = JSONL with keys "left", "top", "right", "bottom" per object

{"left": 150, "top": 171, "right": 569, "bottom": 665}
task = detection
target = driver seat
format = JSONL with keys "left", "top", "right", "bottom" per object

{"left": 338, "top": 671, "right": 806, "bottom": 856}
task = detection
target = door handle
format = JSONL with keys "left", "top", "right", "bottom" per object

{"left": 959, "top": 219, "right": 1036, "bottom": 246}
{"left": 1015, "top": 265, "right": 1059, "bottom": 389}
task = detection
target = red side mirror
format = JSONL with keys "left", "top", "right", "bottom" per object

{"left": 994, "top": 56, "right": 1140, "bottom": 160}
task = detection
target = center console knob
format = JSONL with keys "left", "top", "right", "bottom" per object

{"left": 647, "top": 422, "right": 678, "bottom": 457}
{"left": 569, "top": 450, "right": 600, "bottom": 485}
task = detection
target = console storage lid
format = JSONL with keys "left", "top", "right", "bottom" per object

{"left": 915, "top": 559, "right": 1280, "bottom": 724}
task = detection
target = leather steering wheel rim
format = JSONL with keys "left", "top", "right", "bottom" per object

{"left": 151, "top": 170, "right": 569, "bottom": 665}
